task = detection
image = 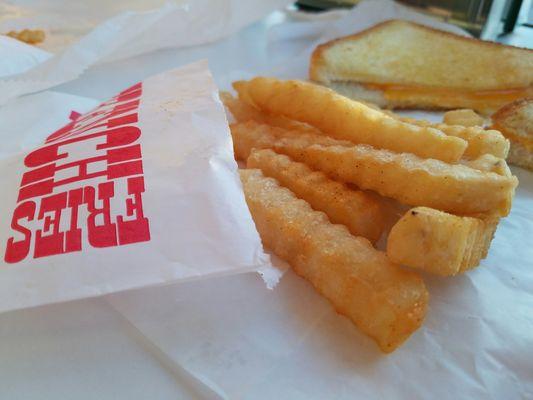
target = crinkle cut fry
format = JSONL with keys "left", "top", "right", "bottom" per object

{"left": 230, "top": 121, "right": 517, "bottom": 216}
{"left": 230, "top": 120, "right": 349, "bottom": 160}
{"left": 459, "top": 213, "right": 500, "bottom": 271}
{"left": 220, "top": 91, "right": 265, "bottom": 122}
{"left": 398, "top": 116, "right": 509, "bottom": 159}
{"left": 386, "top": 207, "right": 499, "bottom": 276}
{"left": 224, "top": 87, "right": 508, "bottom": 160}
{"left": 239, "top": 169, "right": 428, "bottom": 352}
{"left": 461, "top": 154, "right": 512, "bottom": 176}
{"left": 221, "top": 91, "right": 321, "bottom": 136}
{"left": 271, "top": 137, "right": 517, "bottom": 216}
{"left": 247, "top": 149, "right": 386, "bottom": 243}
{"left": 233, "top": 77, "right": 467, "bottom": 163}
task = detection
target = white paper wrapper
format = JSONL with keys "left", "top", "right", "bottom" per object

{"left": 0, "top": 90, "right": 98, "bottom": 156}
{"left": 0, "top": 0, "right": 289, "bottom": 106}
{"left": 0, "top": 36, "right": 51, "bottom": 78}
{"left": 0, "top": 60, "right": 269, "bottom": 313}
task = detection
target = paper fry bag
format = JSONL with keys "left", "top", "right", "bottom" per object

{"left": 0, "top": 60, "right": 269, "bottom": 313}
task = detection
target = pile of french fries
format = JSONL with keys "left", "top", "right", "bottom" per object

{"left": 222, "top": 77, "right": 519, "bottom": 353}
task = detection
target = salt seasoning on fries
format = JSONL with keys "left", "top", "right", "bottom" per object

{"left": 231, "top": 121, "right": 517, "bottom": 216}
{"left": 272, "top": 139, "right": 517, "bottom": 216}
{"left": 240, "top": 169, "right": 428, "bottom": 352}
{"left": 230, "top": 120, "right": 348, "bottom": 160}
{"left": 247, "top": 149, "right": 386, "bottom": 243}
{"left": 233, "top": 77, "right": 468, "bottom": 163}
{"left": 221, "top": 92, "right": 321, "bottom": 136}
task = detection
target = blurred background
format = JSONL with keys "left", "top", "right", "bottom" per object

{"left": 296, "top": 0, "right": 533, "bottom": 39}
{"left": 1, "top": 0, "right": 532, "bottom": 53}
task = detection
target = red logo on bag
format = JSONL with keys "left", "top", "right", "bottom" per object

{"left": 4, "top": 83, "right": 151, "bottom": 263}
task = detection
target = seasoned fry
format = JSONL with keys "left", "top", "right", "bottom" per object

{"left": 273, "top": 139, "right": 517, "bottom": 216}
{"left": 6, "top": 29, "right": 45, "bottom": 45}
{"left": 460, "top": 212, "right": 500, "bottom": 268}
{"left": 247, "top": 149, "right": 386, "bottom": 243}
{"left": 443, "top": 109, "right": 484, "bottom": 127}
{"left": 386, "top": 207, "right": 499, "bottom": 276}
{"left": 441, "top": 126, "right": 509, "bottom": 159}
{"left": 399, "top": 115, "right": 509, "bottom": 158}
{"left": 231, "top": 121, "right": 517, "bottom": 215}
{"left": 228, "top": 81, "right": 508, "bottom": 160}
{"left": 230, "top": 120, "right": 348, "bottom": 160}
{"left": 220, "top": 91, "right": 266, "bottom": 122}
{"left": 472, "top": 215, "right": 499, "bottom": 265}
{"left": 240, "top": 169, "right": 428, "bottom": 352}
{"left": 233, "top": 78, "right": 467, "bottom": 162}
{"left": 461, "top": 154, "right": 512, "bottom": 176}
{"left": 221, "top": 92, "right": 320, "bottom": 135}
{"left": 231, "top": 120, "right": 277, "bottom": 160}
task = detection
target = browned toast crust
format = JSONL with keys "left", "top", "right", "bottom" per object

{"left": 310, "top": 19, "right": 533, "bottom": 87}
{"left": 491, "top": 98, "right": 533, "bottom": 170}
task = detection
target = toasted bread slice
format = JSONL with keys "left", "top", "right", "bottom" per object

{"left": 310, "top": 20, "right": 533, "bottom": 114}
{"left": 491, "top": 98, "right": 533, "bottom": 170}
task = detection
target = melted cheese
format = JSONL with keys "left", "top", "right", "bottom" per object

{"left": 364, "top": 83, "right": 533, "bottom": 113}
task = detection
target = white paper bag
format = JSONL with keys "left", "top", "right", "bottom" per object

{"left": 0, "top": 36, "right": 51, "bottom": 78}
{"left": 0, "top": 60, "right": 269, "bottom": 313}
{"left": 0, "top": 0, "right": 290, "bottom": 105}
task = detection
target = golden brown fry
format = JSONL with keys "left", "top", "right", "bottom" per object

{"left": 441, "top": 125, "right": 509, "bottom": 159}
{"left": 230, "top": 120, "right": 348, "bottom": 160}
{"left": 220, "top": 91, "right": 265, "bottom": 122}
{"left": 221, "top": 91, "right": 320, "bottom": 135}
{"left": 233, "top": 78, "right": 467, "bottom": 163}
{"left": 386, "top": 207, "right": 499, "bottom": 276}
{"left": 273, "top": 139, "right": 517, "bottom": 216}
{"left": 231, "top": 120, "right": 273, "bottom": 160}
{"left": 397, "top": 115, "right": 509, "bottom": 159}
{"left": 230, "top": 121, "right": 292, "bottom": 160}
{"left": 478, "top": 216, "right": 500, "bottom": 263}
{"left": 461, "top": 154, "right": 512, "bottom": 176}
{"left": 240, "top": 169, "right": 428, "bottom": 352}
{"left": 247, "top": 149, "right": 386, "bottom": 243}
{"left": 443, "top": 109, "right": 484, "bottom": 127}
{"left": 460, "top": 213, "right": 500, "bottom": 269}
{"left": 231, "top": 121, "right": 517, "bottom": 215}
{"left": 6, "top": 29, "right": 45, "bottom": 45}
